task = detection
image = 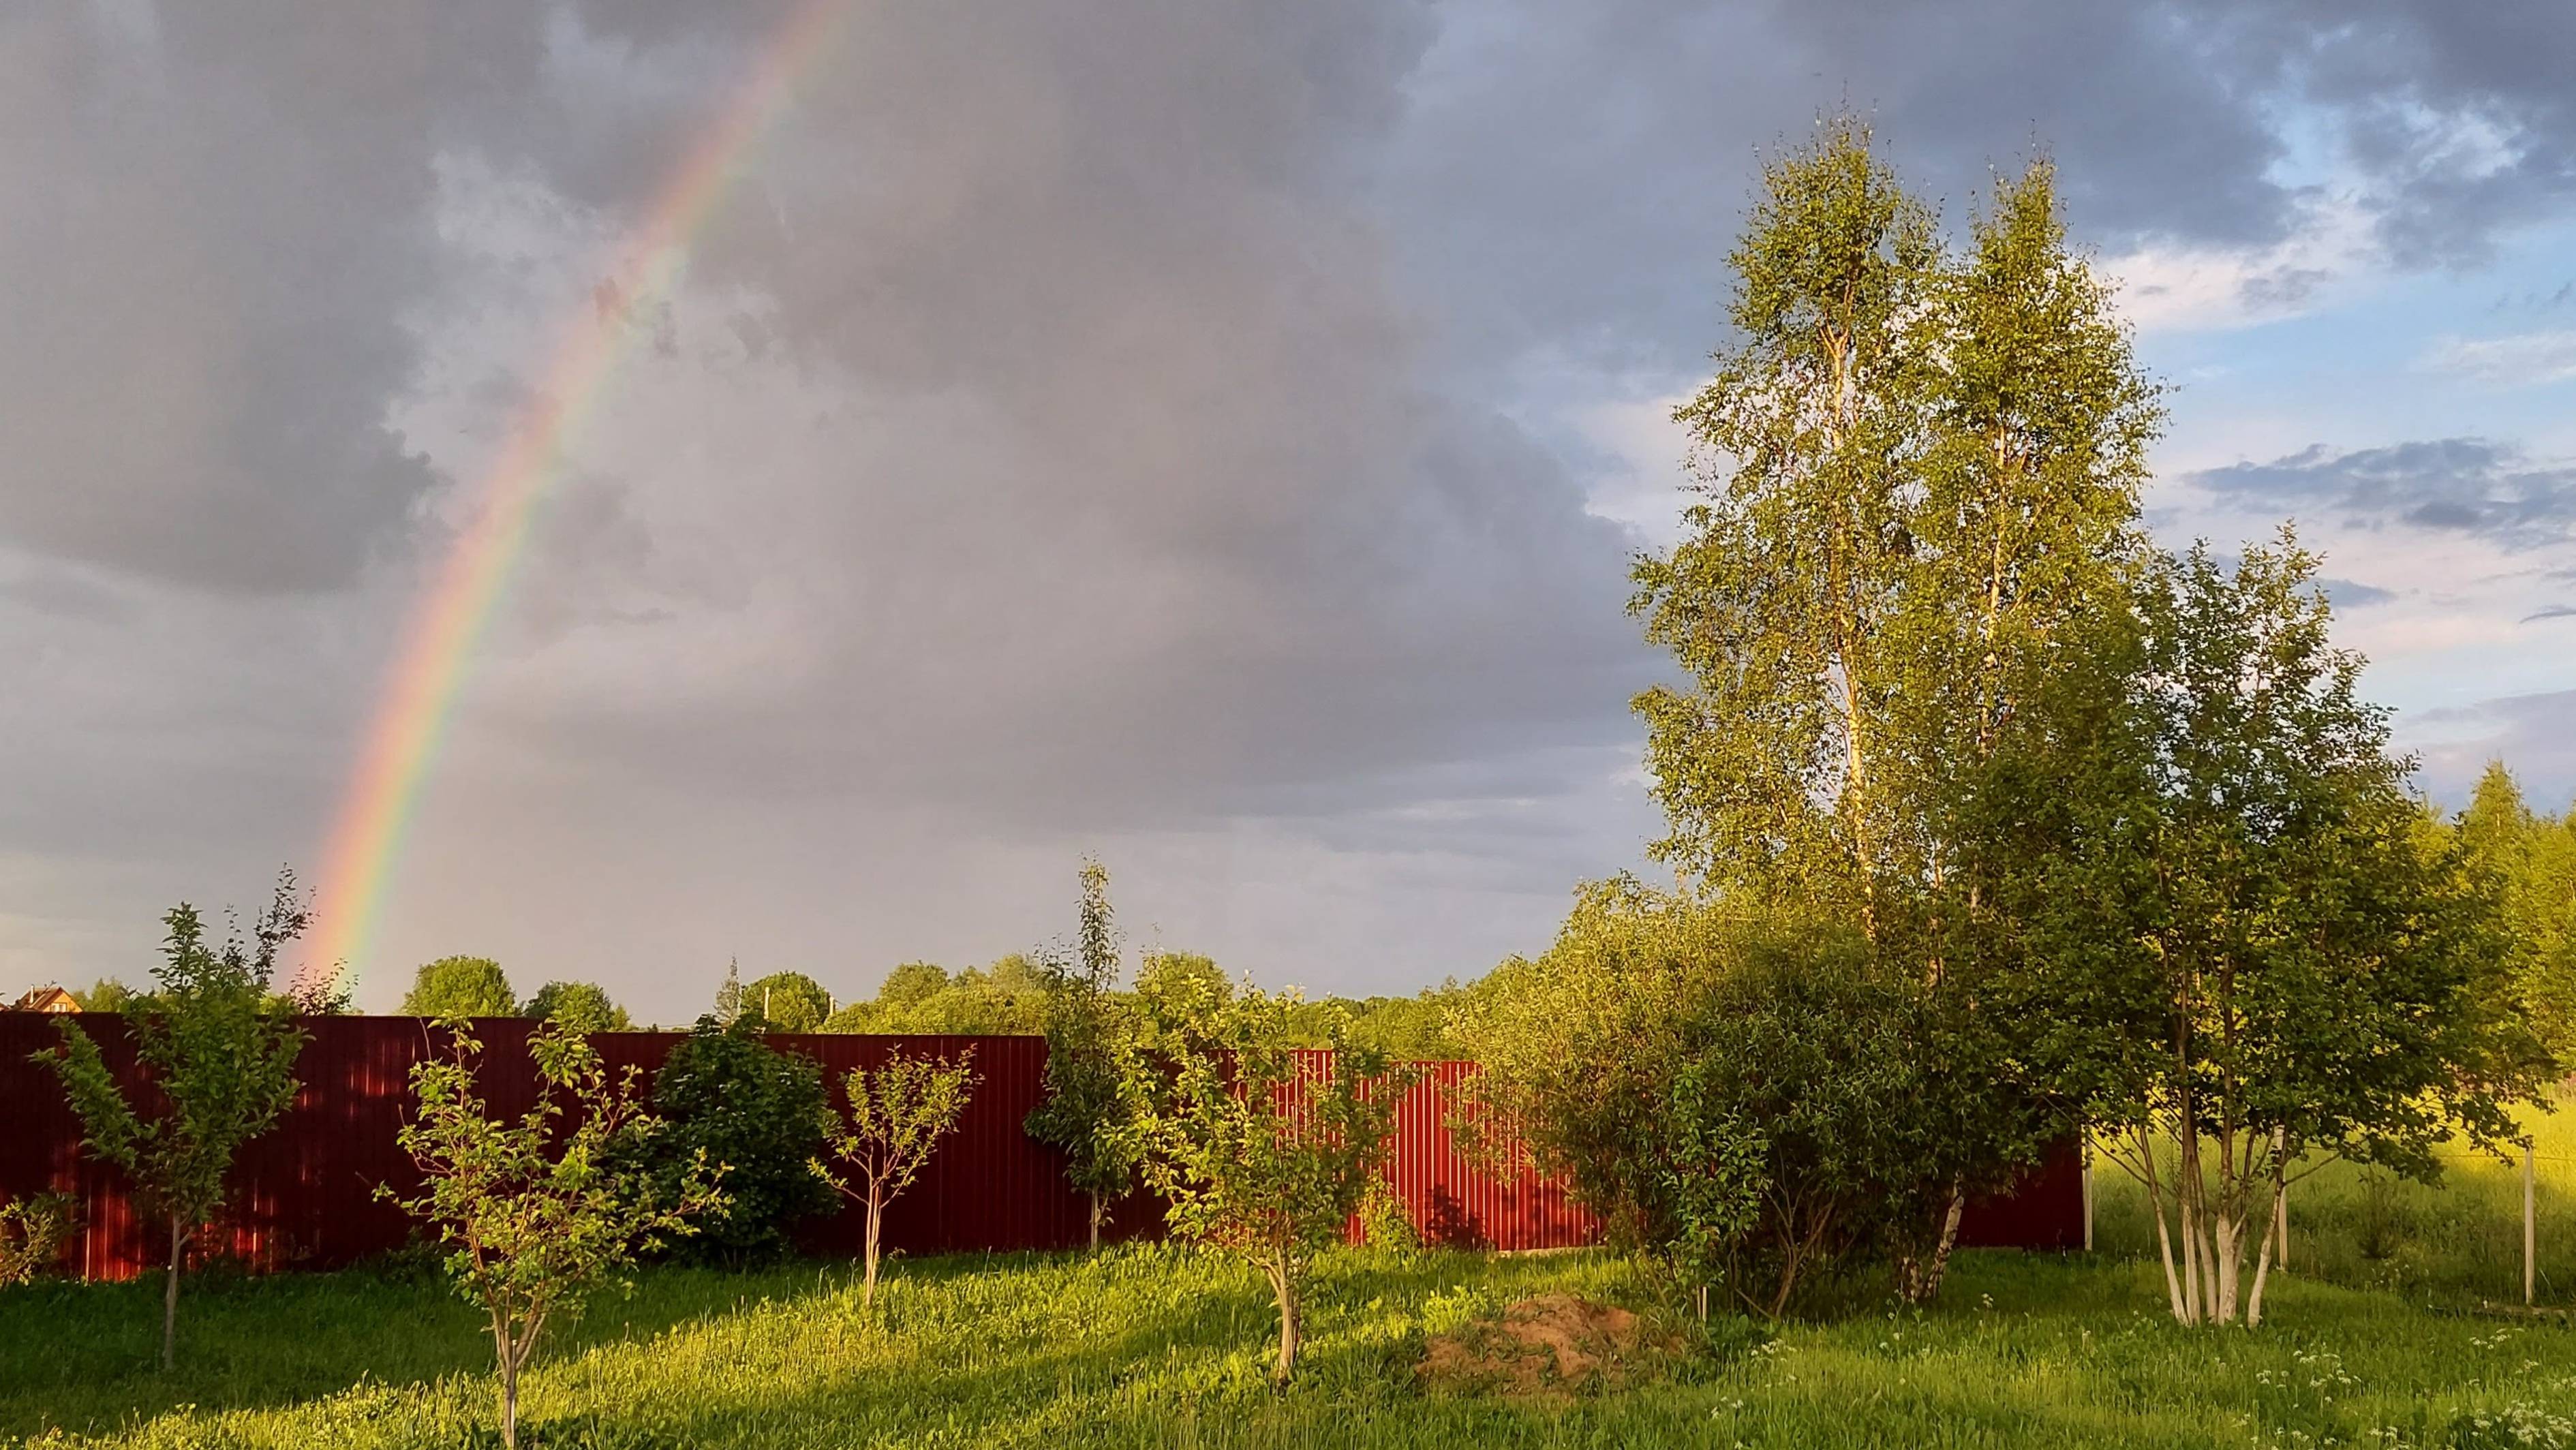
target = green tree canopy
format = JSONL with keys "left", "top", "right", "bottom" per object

{"left": 1134, "top": 951, "right": 1229, "bottom": 1012}
{"left": 2450, "top": 762, "right": 2576, "bottom": 1058}
{"left": 521, "top": 981, "right": 632, "bottom": 1034}
{"left": 401, "top": 956, "right": 516, "bottom": 1018}
{"left": 73, "top": 977, "right": 138, "bottom": 1013}
{"left": 877, "top": 962, "right": 950, "bottom": 1012}
{"left": 741, "top": 971, "right": 832, "bottom": 1032}
{"left": 2009, "top": 536, "right": 2551, "bottom": 1326}
{"left": 1626, "top": 117, "right": 2162, "bottom": 1299}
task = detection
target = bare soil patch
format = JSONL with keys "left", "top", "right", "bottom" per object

{"left": 1415, "top": 1292, "right": 1687, "bottom": 1402}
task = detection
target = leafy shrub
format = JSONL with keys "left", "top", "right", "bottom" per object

{"left": 0, "top": 1192, "right": 78, "bottom": 1284}
{"left": 1356, "top": 1179, "right": 1420, "bottom": 1254}
{"left": 641, "top": 1016, "right": 839, "bottom": 1265}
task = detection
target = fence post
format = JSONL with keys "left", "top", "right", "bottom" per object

{"left": 2526, "top": 1142, "right": 2537, "bottom": 1308}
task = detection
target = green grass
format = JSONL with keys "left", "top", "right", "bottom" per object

{"left": 2093, "top": 1093, "right": 2576, "bottom": 1309}
{"left": 7, "top": 1244, "right": 2576, "bottom": 1449}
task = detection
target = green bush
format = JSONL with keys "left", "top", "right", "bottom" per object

{"left": 640, "top": 1017, "right": 839, "bottom": 1265}
{"left": 0, "top": 1192, "right": 77, "bottom": 1285}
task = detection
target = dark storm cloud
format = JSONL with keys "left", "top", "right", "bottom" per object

{"left": 12, "top": 0, "right": 2576, "bottom": 1004}
{"left": 0, "top": 5, "right": 552, "bottom": 593}
{"left": 1380, "top": 0, "right": 2576, "bottom": 379}
{"left": 2193, "top": 440, "right": 2576, "bottom": 551}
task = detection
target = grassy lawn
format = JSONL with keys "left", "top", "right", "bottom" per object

{"left": 6, "top": 1244, "right": 2576, "bottom": 1449}
{"left": 14, "top": 1096, "right": 2576, "bottom": 1449}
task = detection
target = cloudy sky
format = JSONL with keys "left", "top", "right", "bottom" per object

{"left": 6, "top": 0, "right": 2573, "bottom": 1017}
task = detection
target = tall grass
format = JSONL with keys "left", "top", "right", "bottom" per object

{"left": 2092, "top": 1092, "right": 2576, "bottom": 1309}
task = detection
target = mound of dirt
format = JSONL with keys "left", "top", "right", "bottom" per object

{"left": 1415, "top": 1293, "right": 1686, "bottom": 1402}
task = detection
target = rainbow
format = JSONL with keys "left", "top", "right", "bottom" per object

{"left": 301, "top": 0, "right": 848, "bottom": 1000}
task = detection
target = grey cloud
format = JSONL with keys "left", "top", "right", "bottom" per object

{"left": 2320, "top": 577, "right": 2397, "bottom": 608}
{"left": 1375, "top": 0, "right": 2576, "bottom": 382}
{"left": 14, "top": 0, "right": 2576, "bottom": 1006}
{"left": 2408, "top": 689, "right": 2576, "bottom": 812}
{"left": 2524, "top": 605, "right": 2576, "bottom": 624}
{"left": 2193, "top": 439, "right": 2576, "bottom": 551}
{"left": 388, "top": 1, "right": 1656, "bottom": 832}
{"left": 0, "top": 4, "right": 561, "bottom": 593}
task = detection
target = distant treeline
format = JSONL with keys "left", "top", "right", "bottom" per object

{"left": 63, "top": 945, "right": 1479, "bottom": 1060}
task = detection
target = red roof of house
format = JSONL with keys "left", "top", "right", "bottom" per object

{"left": 10, "top": 986, "right": 80, "bottom": 1013}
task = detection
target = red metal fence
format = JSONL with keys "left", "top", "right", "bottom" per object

{"left": 0, "top": 1015, "right": 2076, "bottom": 1280}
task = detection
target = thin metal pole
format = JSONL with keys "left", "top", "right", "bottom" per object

{"left": 2526, "top": 1142, "right": 2537, "bottom": 1308}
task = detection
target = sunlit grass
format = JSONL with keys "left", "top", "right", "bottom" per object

{"left": 2092, "top": 1092, "right": 2576, "bottom": 1310}
{"left": 7, "top": 1241, "right": 2576, "bottom": 1448}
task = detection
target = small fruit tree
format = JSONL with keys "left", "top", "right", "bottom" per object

{"left": 1026, "top": 859, "right": 1139, "bottom": 1248}
{"left": 386, "top": 1020, "right": 724, "bottom": 1450}
{"left": 1119, "top": 974, "right": 1413, "bottom": 1385}
{"left": 814, "top": 1045, "right": 979, "bottom": 1308}
{"left": 39, "top": 876, "right": 309, "bottom": 1370}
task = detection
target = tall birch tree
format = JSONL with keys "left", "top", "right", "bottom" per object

{"left": 1632, "top": 121, "right": 2160, "bottom": 1299}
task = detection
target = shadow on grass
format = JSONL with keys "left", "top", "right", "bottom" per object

{"left": 0, "top": 1256, "right": 934, "bottom": 1438}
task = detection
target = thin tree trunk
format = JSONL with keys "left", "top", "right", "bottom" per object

{"left": 2211, "top": 1207, "right": 2239, "bottom": 1324}
{"left": 864, "top": 1188, "right": 885, "bottom": 1309}
{"left": 2139, "top": 1128, "right": 2187, "bottom": 1323}
{"left": 2176, "top": 1126, "right": 2207, "bottom": 1325}
{"left": 2245, "top": 1177, "right": 2281, "bottom": 1328}
{"left": 495, "top": 1312, "right": 521, "bottom": 1450}
{"left": 162, "top": 1216, "right": 184, "bottom": 1372}
{"left": 1919, "top": 1180, "right": 1967, "bottom": 1301}
{"left": 1088, "top": 1192, "right": 1103, "bottom": 1252}
{"left": 1266, "top": 1261, "right": 1300, "bottom": 1386}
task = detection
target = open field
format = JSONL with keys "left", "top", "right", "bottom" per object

{"left": 2093, "top": 1094, "right": 2576, "bottom": 1310}
{"left": 7, "top": 1244, "right": 2576, "bottom": 1449}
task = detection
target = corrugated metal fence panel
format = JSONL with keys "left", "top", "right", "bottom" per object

{"left": 1304, "top": 1054, "right": 1599, "bottom": 1252}
{"left": 1, "top": 1017, "right": 2077, "bottom": 1279}
{"left": 1957, "top": 1138, "right": 2085, "bottom": 1251}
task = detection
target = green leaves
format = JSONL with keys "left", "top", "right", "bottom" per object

{"left": 41, "top": 893, "right": 309, "bottom": 1235}
{"left": 34, "top": 874, "right": 311, "bottom": 1367}
{"left": 521, "top": 981, "right": 632, "bottom": 1034}
{"left": 814, "top": 1045, "right": 979, "bottom": 1306}
{"left": 2020, "top": 536, "right": 2554, "bottom": 1323}
{"left": 399, "top": 956, "right": 516, "bottom": 1018}
{"left": 384, "top": 1019, "right": 725, "bottom": 1446}
{"left": 642, "top": 1016, "right": 838, "bottom": 1265}
{"left": 816, "top": 1048, "right": 981, "bottom": 1212}
{"left": 1028, "top": 860, "right": 1144, "bottom": 1218}
{"left": 1115, "top": 979, "right": 1413, "bottom": 1381}
{"left": 1638, "top": 122, "right": 2159, "bottom": 916}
